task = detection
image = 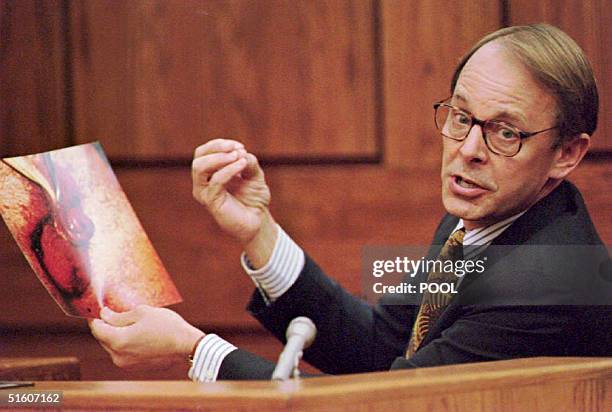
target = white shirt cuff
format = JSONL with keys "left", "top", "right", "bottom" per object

{"left": 188, "top": 334, "right": 237, "bottom": 383}
{"left": 241, "top": 225, "right": 305, "bottom": 304}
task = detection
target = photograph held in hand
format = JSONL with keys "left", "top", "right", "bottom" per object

{"left": 0, "top": 142, "right": 182, "bottom": 318}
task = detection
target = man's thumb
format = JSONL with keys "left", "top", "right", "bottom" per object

{"left": 241, "top": 153, "right": 263, "bottom": 180}
{"left": 100, "top": 306, "right": 140, "bottom": 327}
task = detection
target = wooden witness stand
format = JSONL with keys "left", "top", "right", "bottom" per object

{"left": 2, "top": 357, "right": 610, "bottom": 411}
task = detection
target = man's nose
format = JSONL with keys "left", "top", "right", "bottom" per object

{"left": 458, "top": 124, "right": 489, "bottom": 163}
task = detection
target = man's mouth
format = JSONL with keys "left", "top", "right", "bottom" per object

{"left": 449, "top": 174, "right": 490, "bottom": 197}
{"left": 455, "top": 175, "right": 483, "bottom": 189}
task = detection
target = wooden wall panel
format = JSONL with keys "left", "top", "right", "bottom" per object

{"left": 69, "top": 0, "right": 378, "bottom": 160}
{"left": 0, "top": 0, "right": 69, "bottom": 157}
{"left": 508, "top": 0, "right": 611, "bottom": 151}
{"left": 381, "top": 0, "right": 501, "bottom": 170}
{"left": 569, "top": 162, "right": 612, "bottom": 243}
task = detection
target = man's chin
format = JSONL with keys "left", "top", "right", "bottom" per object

{"left": 442, "top": 194, "right": 486, "bottom": 222}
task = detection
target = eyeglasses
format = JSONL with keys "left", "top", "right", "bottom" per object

{"left": 433, "top": 99, "right": 558, "bottom": 157}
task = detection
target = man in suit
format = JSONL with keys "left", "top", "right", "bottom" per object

{"left": 90, "top": 24, "right": 611, "bottom": 381}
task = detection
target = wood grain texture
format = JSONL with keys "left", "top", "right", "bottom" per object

{"left": 69, "top": 0, "right": 378, "bottom": 160}
{"left": 25, "top": 358, "right": 612, "bottom": 411}
{"left": 0, "top": 357, "right": 80, "bottom": 380}
{"left": 569, "top": 161, "right": 612, "bottom": 243}
{"left": 508, "top": 0, "right": 611, "bottom": 151}
{"left": 381, "top": 0, "right": 501, "bottom": 169}
{"left": 0, "top": 0, "right": 69, "bottom": 157}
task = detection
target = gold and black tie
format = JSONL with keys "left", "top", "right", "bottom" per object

{"left": 406, "top": 228, "right": 465, "bottom": 358}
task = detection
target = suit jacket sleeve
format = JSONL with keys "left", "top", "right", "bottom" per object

{"left": 217, "top": 348, "right": 277, "bottom": 380}
{"left": 217, "top": 253, "right": 419, "bottom": 379}
{"left": 216, "top": 215, "right": 456, "bottom": 379}
{"left": 241, "top": 254, "right": 417, "bottom": 375}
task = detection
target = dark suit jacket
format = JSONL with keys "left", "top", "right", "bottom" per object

{"left": 218, "top": 180, "right": 611, "bottom": 380}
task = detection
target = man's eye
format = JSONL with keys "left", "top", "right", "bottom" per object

{"left": 452, "top": 112, "right": 470, "bottom": 125}
{"left": 500, "top": 128, "right": 518, "bottom": 139}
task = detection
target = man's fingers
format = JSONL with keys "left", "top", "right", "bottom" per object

{"left": 204, "top": 158, "right": 248, "bottom": 204}
{"left": 89, "top": 318, "right": 121, "bottom": 347}
{"left": 100, "top": 306, "right": 141, "bottom": 327}
{"left": 241, "top": 153, "right": 263, "bottom": 180}
{"left": 194, "top": 139, "right": 244, "bottom": 159}
{"left": 192, "top": 150, "right": 242, "bottom": 186}
{"left": 209, "top": 158, "right": 247, "bottom": 186}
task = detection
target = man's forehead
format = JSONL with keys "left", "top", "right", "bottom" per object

{"left": 451, "top": 92, "right": 528, "bottom": 125}
{"left": 452, "top": 43, "right": 556, "bottom": 126}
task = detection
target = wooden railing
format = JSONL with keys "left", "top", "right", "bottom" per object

{"left": 2, "top": 357, "right": 610, "bottom": 411}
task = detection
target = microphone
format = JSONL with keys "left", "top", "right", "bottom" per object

{"left": 271, "top": 317, "right": 316, "bottom": 380}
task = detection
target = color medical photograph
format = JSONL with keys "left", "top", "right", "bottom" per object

{"left": 0, "top": 143, "right": 182, "bottom": 318}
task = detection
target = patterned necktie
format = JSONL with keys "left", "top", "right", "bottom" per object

{"left": 406, "top": 228, "right": 466, "bottom": 358}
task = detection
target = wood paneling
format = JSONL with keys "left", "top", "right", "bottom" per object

{"left": 381, "top": 0, "right": 501, "bottom": 169}
{"left": 569, "top": 162, "right": 612, "bottom": 242}
{"left": 69, "top": 0, "right": 378, "bottom": 160}
{"left": 0, "top": 0, "right": 69, "bottom": 157}
{"left": 508, "top": 0, "right": 611, "bottom": 151}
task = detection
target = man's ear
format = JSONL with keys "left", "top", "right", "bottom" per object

{"left": 548, "top": 133, "right": 590, "bottom": 180}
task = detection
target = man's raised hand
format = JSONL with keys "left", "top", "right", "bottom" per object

{"left": 192, "top": 139, "right": 277, "bottom": 266}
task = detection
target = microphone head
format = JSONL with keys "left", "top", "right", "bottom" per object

{"left": 286, "top": 316, "right": 317, "bottom": 348}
